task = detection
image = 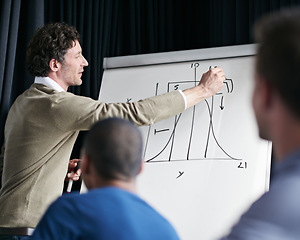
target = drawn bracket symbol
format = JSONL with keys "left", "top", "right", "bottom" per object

{"left": 218, "top": 78, "right": 234, "bottom": 109}
{"left": 216, "top": 78, "right": 234, "bottom": 96}
{"left": 224, "top": 78, "right": 234, "bottom": 93}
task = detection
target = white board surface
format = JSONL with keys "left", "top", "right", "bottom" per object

{"left": 97, "top": 45, "right": 272, "bottom": 240}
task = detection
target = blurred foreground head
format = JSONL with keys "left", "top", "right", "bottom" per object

{"left": 254, "top": 8, "right": 300, "bottom": 118}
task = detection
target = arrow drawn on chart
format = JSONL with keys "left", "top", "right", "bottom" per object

{"left": 220, "top": 96, "right": 224, "bottom": 110}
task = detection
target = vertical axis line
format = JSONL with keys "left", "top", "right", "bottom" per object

{"left": 187, "top": 67, "right": 198, "bottom": 160}
{"left": 143, "top": 83, "right": 159, "bottom": 159}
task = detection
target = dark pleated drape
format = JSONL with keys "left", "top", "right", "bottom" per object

{"left": 0, "top": 0, "right": 22, "bottom": 155}
{"left": 1, "top": 0, "right": 300, "bottom": 189}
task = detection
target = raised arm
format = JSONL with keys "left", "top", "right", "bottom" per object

{"left": 183, "top": 67, "right": 225, "bottom": 109}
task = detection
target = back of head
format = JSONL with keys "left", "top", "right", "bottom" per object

{"left": 83, "top": 118, "right": 143, "bottom": 181}
{"left": 254, "top": 8, "right": 300, "bottom": 117}
{"left": 27, "top": 22, "right": 80, "bottom": 77}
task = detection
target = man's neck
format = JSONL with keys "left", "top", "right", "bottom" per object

{"left": 89, "top": 179, "right": 137, "bottom": 194}
{"left": 271, "top": 111, "right": 300, "bottom": 161}
{"left": 34, "top": 76, "right": 66, "bottom": 92}
{"left": 273, "top": 129, "right": 300, "bottom": 162}
{"left": 47, "top": 73, "right": 68, "bottom": 91}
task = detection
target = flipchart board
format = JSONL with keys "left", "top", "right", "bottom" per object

{"left": 96, "top": 44, "right": 272, "bottom": 240}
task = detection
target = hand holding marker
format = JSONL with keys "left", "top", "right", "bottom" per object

{"left": 66, "top": 159, "right": 81, "bottom": 193}
{"left": 67, "top": 169, "right": 74, "bottom": 193}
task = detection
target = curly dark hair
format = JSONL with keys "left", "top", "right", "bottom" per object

{"left": 27, "top": 22, "right": 80, "bottom": 77}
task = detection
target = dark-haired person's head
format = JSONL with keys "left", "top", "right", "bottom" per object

{"left": 81, "top": 118, "right": 144, "bottom": 190}
{"left": 27, "top": 22, "right": 81, "bottom": 77}
{"left": 253, "top": 8, "right": 300, "bottom": 141}
{"left": 27, "top": 22, "right": 88, "bottom": 91}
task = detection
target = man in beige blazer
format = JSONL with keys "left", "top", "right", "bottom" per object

{"left": 0, "top": 22, "right": 225, "bottom": 238}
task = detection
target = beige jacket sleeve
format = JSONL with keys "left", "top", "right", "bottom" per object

{"left": 49, "top": 89, "right": 186, "bottom": 131}
{"left": 0, "top": 144, "right": 4, "bottom": 188}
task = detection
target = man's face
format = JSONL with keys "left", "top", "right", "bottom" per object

{"left": 59, "top": 40, "right": 88, "bottom": 87}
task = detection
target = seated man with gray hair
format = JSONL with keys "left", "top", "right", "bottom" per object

{"left": 32, "top": 118, "right": 179, "bottom": 240}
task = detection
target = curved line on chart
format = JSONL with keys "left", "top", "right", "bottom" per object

{"left": 204, "top": 97, "right": 213, "bottom": 158}
{"left": 206, "top": 96, "right": 241, "bottom": 160}
{"left": 187, "top": 105, "right": 196, "bottom": 160}
{"left": 143, "top": 124, "right": 152, "bottom": 159}
{"left": 143, "top": 83, "right": 159, "bottom": 158}
{"left": 209, "top": 116, "right": 242, "bottom": 160}
{"left": 146, "top": 113, "right": 182, "bottom": 162}
{"left": 168, "top": 115, "right": 177, "bottom": 160}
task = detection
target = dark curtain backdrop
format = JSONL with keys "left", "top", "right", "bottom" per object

{"left": 1, "top": 0, "right": 300, "bottom": 189}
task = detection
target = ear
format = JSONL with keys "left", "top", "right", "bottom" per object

{"left": 262, "top": 79, "right": 274, "bottom": 110}
{"left": 255, "top": 74, "right": 274, "bottom": 110}
{"left": 137, "top": 159, "right": 144, "bottom": 176}
{"left": 81, "top": 154, "right": 89, "bottom": 175}
{"left": 81, "top": 154, "right": 92, "bottom": 189}
{"left": 49, "top": 59, "right": 61, "bottom": 72}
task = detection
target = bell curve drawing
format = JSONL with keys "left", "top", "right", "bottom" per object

{"left": 143, "top": 64, "right": 242, "bottom": 163}
{"left": 98, "top": 44, "right": 270, "bottom": 168}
